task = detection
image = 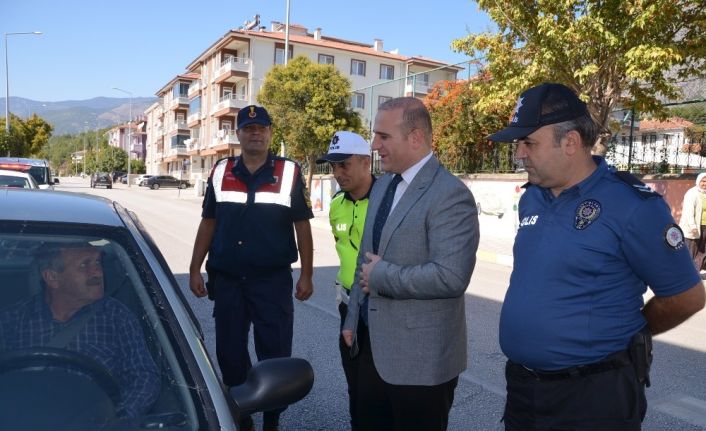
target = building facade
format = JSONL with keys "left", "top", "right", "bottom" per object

{"left": 145, "top": 20, "right": 462, "bottom": 184}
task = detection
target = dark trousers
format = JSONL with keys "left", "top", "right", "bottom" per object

{"left": 212, "top": 269, "right": 293, "bottom": 424}
{"left": 503, "top": 360, "right": 646, "bottom": 431}
{"left": 338, "top": 302, "right": 361, "bottom": 431}
{"left": 355, "top": 323, "right": 458, "bottom": 431}
{"left": 686, "top": 226, "right": 706, "bottom": 271}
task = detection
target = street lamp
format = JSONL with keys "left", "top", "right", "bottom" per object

{"left": 4, "top": 31, "right": 42, "bottom": 156}
{"left": 112, "top": 87, "right": 132, "bottom": 187}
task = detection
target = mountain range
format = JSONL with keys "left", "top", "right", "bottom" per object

{"left": 1, "top": 96, "right": 157, "bottom": 135}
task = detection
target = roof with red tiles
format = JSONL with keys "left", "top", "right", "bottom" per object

{"left": 639, "top": 117, "right": 694, "bottom": 131}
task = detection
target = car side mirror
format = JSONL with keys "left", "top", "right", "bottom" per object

{"left": 53, "top": 178, "right": 60, "bottom": 185}
{"left": 229, "top": 357, "right": 313, "bottom": 417}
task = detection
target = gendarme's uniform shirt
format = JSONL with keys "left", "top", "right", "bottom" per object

{"left": 202, "top": 153, "right": 313, "bottom": 277}
{"left": 500, "top": 157, "right": 699, "bottom": 370}
{"left": 329, "top": 176, "right": 375, "bottom": 290}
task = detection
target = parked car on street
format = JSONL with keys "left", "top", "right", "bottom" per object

{"left": 144, "top": 175, "right": 190, "bottom": 190}
{"left": 0, "top": 162, "right": 40, "bottom": 189}
{"left": 134, "top": 175, "right": 154, "bottom": 186}
{"left": 91, "top": 172, "right": 113, "bottom": 189}
{"left": 0, "top": 189, "right": 314, "bottom": 430}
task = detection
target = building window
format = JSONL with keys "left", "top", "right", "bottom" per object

{"left": 378, "top": 96, "right": 392, "bottom": 107}
{"left": 274, "top": 43, "right": 293, "bottom": 65}
{"left": 380, "top": 64, "right": 394, "bottom": 80}
{"left": 418, "top": 72, "right": 430, "bottom": 85}
{"left": 318, "top": 54, "right": 334, "bottom": 65}
{"left": 350, "top": 59, "right": 366, "bottom": 76}
{"left": 173, "top": 82, "right": 189, "bottom": 98}
{"left": 351, "top": 92, "right": 365, "bottom": 109}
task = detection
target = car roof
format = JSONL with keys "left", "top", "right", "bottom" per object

{"left": 0, "top": 189, "right": 125, "bottom": 226}
{"left": 0, "top": 157, "right": 49, "bottom": 167}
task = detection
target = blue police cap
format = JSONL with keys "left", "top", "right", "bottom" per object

{"left": 237, "top": 105, "right": 272, "bottom": 129}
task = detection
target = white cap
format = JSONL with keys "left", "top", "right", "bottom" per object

{"left": 316, "top": 131, "right": 370, "bottom": 163}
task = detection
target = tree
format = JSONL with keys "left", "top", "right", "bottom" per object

{"left": 24, "top": 114, "right": 53, "bottom": 157}
{"left": 257, "top": 56, "right": 365, "bottom": 189}
{"left": 452, "top": 0, "right": 706, "bottom": 154}
{"left": 425, "top": 79, "right": 509, "bottom": 172}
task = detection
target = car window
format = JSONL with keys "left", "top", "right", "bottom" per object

{"left": 0, "top": 227, "right": 204, "bottom": 430}
{"left": 0, "top": 175, "right": 32, "bottom": 188}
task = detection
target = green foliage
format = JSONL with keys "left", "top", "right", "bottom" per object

{"left": 669, "top": 102, "right": 706, "bottom": 126}
{"left": 0, "top": 113, "right": 52, "bottom": 157}
{"left": 257, "top": 56, "right": 366, "bottom": 187}
{"left": 425, "top": 79, "right": 510, "bottom": 172}
{"left": 452, "top": 0, "right": 706, "bottom": 153}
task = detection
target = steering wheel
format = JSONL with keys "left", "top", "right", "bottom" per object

{"left": 0, "top": 347, "right": 121, "bottom": 430}
{"left": 0, "top": 347, "right": 120, "bottom": 401}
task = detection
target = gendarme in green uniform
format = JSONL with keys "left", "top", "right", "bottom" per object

{"left": 329, "top": 179, "right": 374, "bottom": 290}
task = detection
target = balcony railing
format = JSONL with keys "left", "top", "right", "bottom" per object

{"left": 214, "top": 57, "right": 250, "bottom": 82}
{"left": 168, "top": 146, "right": 188, "bottom": 157}
{"left": 404, "top": 80, "right": 432, "bottom": 95}
{"left": 187, "top": 112, "right": 200, "bottom": 125}
{"left": 169, "top": 95, "right": 189, "bottom": 109}
{"left": 185, "top": 138, "right": 201, "bottom": 152}
{"left": 187, "top": 81, "right": 202, "bottom": 98}
{"left": 213, "top": 94, "right": 248, "bottom": 113}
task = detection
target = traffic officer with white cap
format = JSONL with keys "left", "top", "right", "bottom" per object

{"left": 316, "top": 130, "right": 374, "bottom": 430}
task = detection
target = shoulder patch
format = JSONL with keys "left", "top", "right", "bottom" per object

{"left": 664, "top": 224, "right": 685, "bottom": 250}
{"left": 613, "top": 171, "right": 660, "bottom": 199}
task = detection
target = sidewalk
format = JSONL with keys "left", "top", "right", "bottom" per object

{"left": 310, "top": 211, "right": 514, "bottom": 268}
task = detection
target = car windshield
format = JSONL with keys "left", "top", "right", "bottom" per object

{"left": 0, "top": 224, "right": 204, "bottom": 430}
{"left": 0, "top": 175, "right": 33, "bottom": 189}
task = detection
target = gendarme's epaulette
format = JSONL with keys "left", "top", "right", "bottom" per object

{"left": 613, "top": 171, "right": 661, "bottom": 199}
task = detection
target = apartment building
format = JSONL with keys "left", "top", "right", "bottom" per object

{"left": 107, "top": 115, "right": 147, "bottom": 161}
{"left": 145, "top": 19, "right": 462, "bottom": 183}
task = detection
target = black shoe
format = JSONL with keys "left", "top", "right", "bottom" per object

{"left": 263, "top": 412, "right": 279, "bottom": 431}
{"left": 239, "top": 415, "right": 255, "bottom": 431}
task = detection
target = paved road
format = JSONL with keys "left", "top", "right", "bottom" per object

{"left": 63, "top": 177, "right": 706, "bottom": 430}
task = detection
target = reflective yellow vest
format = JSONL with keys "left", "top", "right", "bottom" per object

{"left": 329, "top": 190, "right": 371, "bottom": 290}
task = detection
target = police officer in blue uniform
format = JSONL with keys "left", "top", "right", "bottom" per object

{"left": 189, "top": 105, "right": 314, "bottom": 431}
{"left": 489, "top": 83, "right": 705, "bottom": 430}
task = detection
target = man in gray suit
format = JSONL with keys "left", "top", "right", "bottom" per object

{"left": 342, "top": 97, "right": 479, "bottom": 431}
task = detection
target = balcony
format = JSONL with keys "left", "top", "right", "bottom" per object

{"left": 166, "top": 121, "right": 189, "bottom": 136}
{"left": 214, "top": 57, "right": 250, "bottom": 84}
{"left": 213, "top": 94, "right": 248, "bottom": 117}
{"left": 187, "top": 80, "right": 202, "bottom": 98}
{"left": 186, "top": 138, "right": 200, "bottom": 152}
{"left": 168, "top": 146, "right": 188, "bottom": 157}
{"left": 404, "top": 80, "right": 432, "bottom": 96}
{"left": 187, "top": 112, "right": 200, "bottom": 127}
{"left": 169, "top": 95, "right": 189, "bottom": 110}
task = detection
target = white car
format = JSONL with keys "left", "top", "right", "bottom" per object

{"left": 134, "top": 174, "right": 154, "bottom": 186}
{"left": 0, "top": 164, "right": 40, "bottom": 189}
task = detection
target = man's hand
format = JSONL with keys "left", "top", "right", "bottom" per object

{"left": 342, "top": 329, "right": 353, "bottom": 347}
{"left": 189, "top": 271, "right": 208, "bottom": 298}
{"left": 692, "top": 228, "right": 699, "bottom": 237}
{"left": 359, "top": 252, "right": 381, "bottom": 294}
{"left": 295, "top": 276, "right": 314, "bottom": 301}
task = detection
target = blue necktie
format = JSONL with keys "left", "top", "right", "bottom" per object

{"left": 372, "top": 174, "right": 403, "bottom": 254}
{"left": 362, "top": 174, "right": 402, "bottom": 325}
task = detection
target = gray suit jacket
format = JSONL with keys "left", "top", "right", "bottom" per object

{"left": 343, "top": 155, "right": 479, "bottom": 386}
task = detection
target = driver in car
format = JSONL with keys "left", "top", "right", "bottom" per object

{"left": 0, "top": 242, "right": 160, "bottom": 418}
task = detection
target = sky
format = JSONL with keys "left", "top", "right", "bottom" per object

{"left": 2, "top": 0, "right": 495, "bottom": 102}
